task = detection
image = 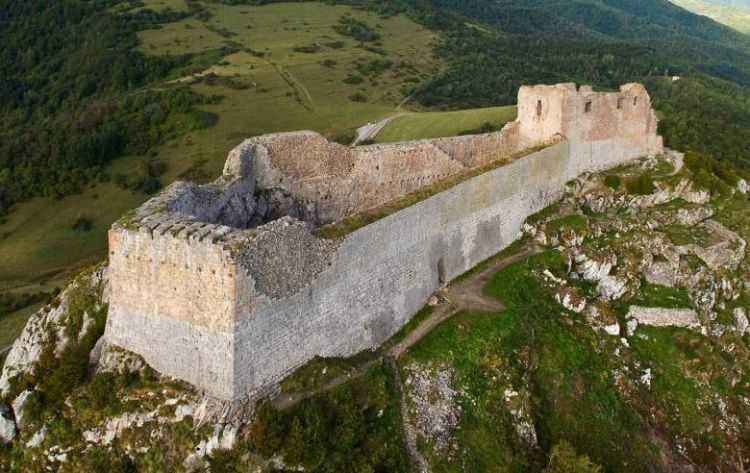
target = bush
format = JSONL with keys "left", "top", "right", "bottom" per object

{"left": 292, "top": 44, "right": 321, "bottom": 54}
{"left": 625, "top": 174, "right": 655, "bottom": 195}
{"left": 604, "top": 175, "right": 621, "bottom": 189}
{"left": 348, "top": 93, "right": 368, "bottom": 103}
{"left": 208, "top": 449, "right": 242, "bottom": 473}
{"left": 331, "top": 129, "right": 356, "bottom": 146}
{"left": 543, "top": 441, "right": 602, "bottom": 473}
{"left": 334, "top": 17, "right": 381, "bottom": 42}
{"left": 343, "top": 74, "right": 364, "bottom": 85}
{"left": 72, "top": 216, "right": 93, "bottom": 232}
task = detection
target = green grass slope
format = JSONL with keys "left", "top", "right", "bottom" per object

{"left": 375, "top": 105, "right": 517, "bottom": 143}
{"left": 671, "top": 0, "right": 750, "bottom": 32}
{"left": 0, "top": 1, "right": 441, "bottom": 288}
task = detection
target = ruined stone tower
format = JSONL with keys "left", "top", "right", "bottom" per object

{"left": 105, "top": 83, "right": 662, "bottom": 400}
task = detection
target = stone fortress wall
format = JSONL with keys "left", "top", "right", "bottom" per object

{"left": 105, "top": 83, "right": 663, "bottom": 400}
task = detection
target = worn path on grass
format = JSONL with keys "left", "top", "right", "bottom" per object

{"left": 271, "top": 242, "right": 540, "bottom": 410}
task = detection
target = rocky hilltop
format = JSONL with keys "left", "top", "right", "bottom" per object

{"left": 1, "top": 150, "right": 750, "bottom": 472}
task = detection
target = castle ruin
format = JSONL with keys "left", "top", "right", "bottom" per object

{"left": 105, "top": 83, "right": 663, "bottom": 400}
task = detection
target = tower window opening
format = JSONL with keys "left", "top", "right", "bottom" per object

{"left": 536, "top": 100, "right": 543, "bottom": 117}
{"left": 617, "top": 98, "right": 624, "bottom": 109}
{"left": 633, "top": 96, "right": 639, "bottom": 106}
{"left": 585, "top": 101, "right": 592, "bottom": 113}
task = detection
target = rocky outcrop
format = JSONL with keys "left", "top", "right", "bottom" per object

{"left": 0, "top": 404, "right": 15, "bottom": 444}
{"left": 404, "top": 365, "right": 460, "bottom": 454}
{"left": 626, "top": 306, "right": 700, "bottom": 329}
{"left": 11, "top": 390, "right": 32, "bottom": 432}
{"left": 0, "top": 267, "right": 107, "bottom": 398}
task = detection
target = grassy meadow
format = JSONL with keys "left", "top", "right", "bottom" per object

{"left": 376, "top": 105, "right": 518, "bottom": 143}
{"left": 0, "top": 2, "right": 442, "bottom": 287}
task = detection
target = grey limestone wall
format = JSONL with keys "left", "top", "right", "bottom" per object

{"left": 105, "top": 82, "right": 665, "bottom": 400}
{"left": 232, "top": 143, "right": 574, "bottom": 398}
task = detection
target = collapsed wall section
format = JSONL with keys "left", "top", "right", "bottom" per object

{"left": 223, "top": 122, "right": 524, "bottom": 224}
{"left": 232, "top": 143, "right": 571, "bottom": 398}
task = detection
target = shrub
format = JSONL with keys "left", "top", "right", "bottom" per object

{"left": 625, "top": 174, "right": 655, "bottom": 195}
{"left": 348, "top": 93, "right": 368, "bottom": 103}
{"left": 543, "top": 441, "right": 603, "bottom": 473}
{"left": 604, "top": 175, "right": 621, "bottom": 189}
{"left": 343, "top": 74, "right": 364, "bottom": 85}
{"left": 208, "top": 449, "right": 242, "bottom": 473}
{"left": 292, "top": 44, "right": 321, "bottom": 54}
{"left": 72, "top": 216, "right": 93, "bottom": 232}
{"left": 331, "top": 129, "right": 356, "bottom": 146}
{"left": 333, "top": 17, "right": 381, "bottom": 42}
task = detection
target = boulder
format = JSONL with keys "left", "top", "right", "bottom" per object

{"left": 737, "top": 179, "right": 748, "bottom": 195}
{"left": 676, "top": 206, "right": 713, "bottom": 226}
{"left": 626, "top": 306, "right": 700, "bottom": 329}
{"left": 598, "top": 276, "right": 627, "bottom": 300}
{"left": 644, "top": 261, "right": 676, "bottom": 287}
{"left": 734, "top": 308, "right": 749, "bottom": 336}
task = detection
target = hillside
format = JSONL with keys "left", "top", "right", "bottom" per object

{"left": 672, "top": 0, "right": 750, "bottom": 32}
{"left": 2, "top": 153, "right": 750, "bottom": 471}
{"left": 2, "top": 0, "right": 750, "bottom": 393}
{"left": 0, "top": 0, "right": 443, "bottom": 310}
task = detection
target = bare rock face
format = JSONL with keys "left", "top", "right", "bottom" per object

{"left": 737, "top": 179, "right": 748, "bottom": 195}
{"left": 94, "top": 342, "right": 147, "bottom": 376}
{"left": 598, "top": 276, "right": 627, "bottom": 301}
{"left": 734, "top": 308, "right": 749, "bottom": 336}
{"left": 0, "top": 404, "right": 15, "bottom": 444}
{"left": 626, "top": 306, "right": 700, "bottom": 329}
{"left": 573, "top": 250, "right": 616, "bottom": 283}
{"left": 405, "top": 365, "right": 460, "bottom": 454}
{"left": 676, "top": 206, "right": 713, "bottom": 226}
{"left": 644, "top": 261, "right": 677, "bottom": 287}
{"left": 0, "top": 267, "right": 107, "bottom": 398}
{"left": 11, "top": 390, "right": 32, "bottom": 432}
{"left": 555, "top": 287, "right": 587, "bottom": 313}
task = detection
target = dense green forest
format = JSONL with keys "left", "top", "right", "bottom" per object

{"left": 403, "top": 0, "right": 750, "bottom": 167}
{"left": 0, "top": 0, "right": 218, "bottom": 215}
{"left": 1, "top": 0, "right": 750, "bottom": 217}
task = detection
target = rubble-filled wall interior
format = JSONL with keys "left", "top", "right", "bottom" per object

{"left": 105, "top": 83, "right": 664, "bottom": 400}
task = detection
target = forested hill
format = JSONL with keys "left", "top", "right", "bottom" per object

{"left": 431, "top": 0, "right": 750, "bottom": 46}
{"left": 420, "top": 0, "right": 750, "bottom": 78}
{"left": 403, "top": 0, "right": 750, "bottom": 167}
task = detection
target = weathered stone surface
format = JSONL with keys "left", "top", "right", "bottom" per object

{"left": 104, "top": 82, "right": 663, "bottom": 400}
{"left": 11, "top": 390, "right": 32, "bottom": 432}
{"left": 677, "top": 206, "right": 713, "bottom": 226}
{"left": 95, "top": 343, "right": 147, "bottom": 376}
{"left": 0, "top": 404, "right": 15, "bottom": 444}
{"left": 598, "top": 276, "right": 628, "bottom": 300}
{"left": 737, "top": 179, "right": 748, "bottom": 195}
{"left": 644, "top": 261, "right": 677, "bottom": 287}
{"left": 404, "top": 365, "right": 460, "bottom": 453}
{"left": 735, "top": 308, "right": 749, "bottom": 335}
{"left": 627, "top": 306, "right": 700, "bottom": 329}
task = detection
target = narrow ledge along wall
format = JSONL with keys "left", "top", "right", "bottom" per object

{"left": 105, "top": 83, "right": 663, "bottom": 400}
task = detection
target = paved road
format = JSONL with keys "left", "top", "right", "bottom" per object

{"left": 353, "top": 114, "right": 404, "bottom": 145}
